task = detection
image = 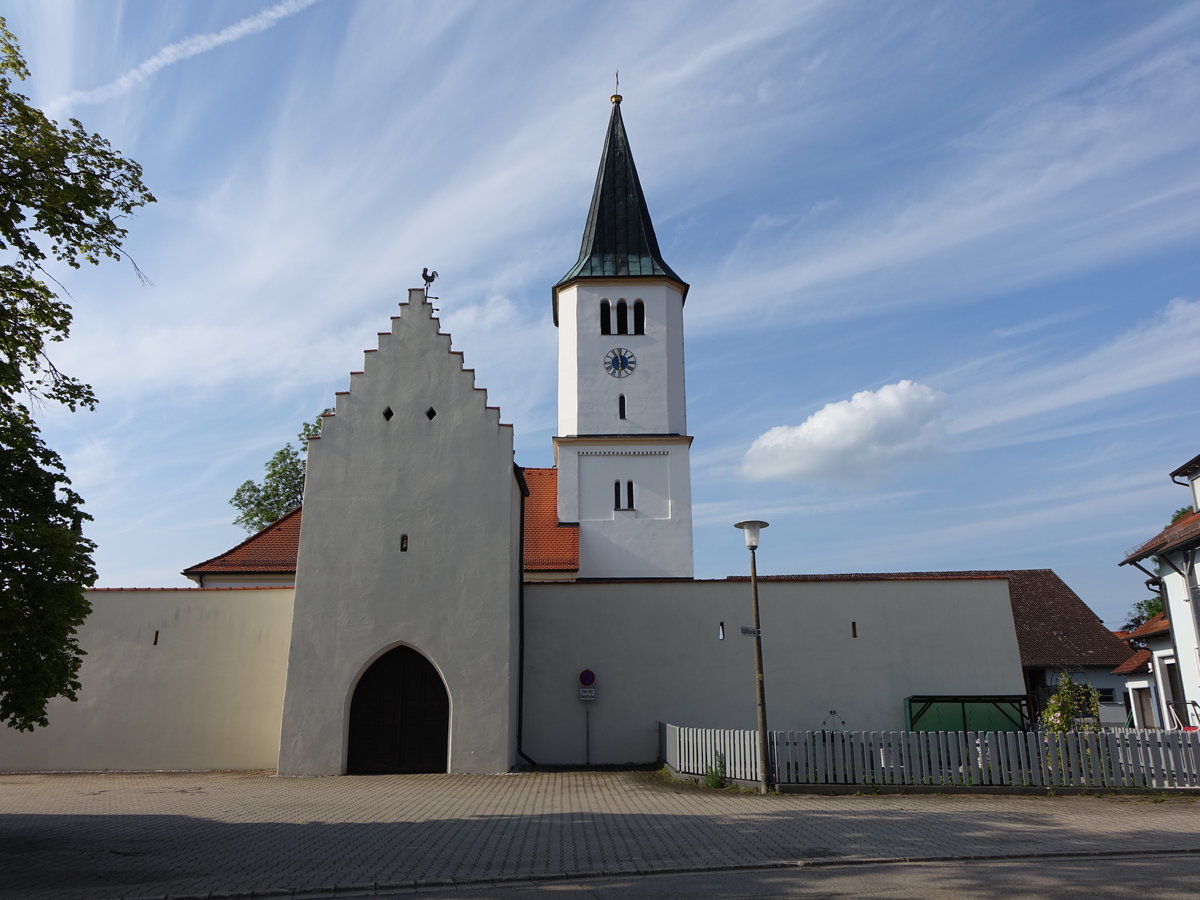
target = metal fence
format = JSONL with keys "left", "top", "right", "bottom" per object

{"left": 660, "top": 723, "right": 1200, "bottom": 789}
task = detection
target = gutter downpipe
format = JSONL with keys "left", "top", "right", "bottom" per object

{"left": 514, "top": 465, "right": 537, "bottom": 768}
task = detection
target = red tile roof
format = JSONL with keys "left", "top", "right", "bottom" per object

{"left": 183, "top": 470, "right": 579, "bottom": 577}
{"left": 1122, "top": 507, "right": 1200, "bottom": 564}
{"left": 1001, "top": 569, "right": 1134, "bottom": 668}
{"left": 183, "top": 507, "right": 303, "bottom": 576}
{"left": 521, "top": 467, "right": 579, "bottom": 572}
{"left": 1123, "top": 611, "right": 1171, "bottom": 640}
{"left": 1112, "top": 648, "right": 1151, "bottom": 676}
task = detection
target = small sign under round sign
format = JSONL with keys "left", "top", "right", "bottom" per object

{"left": 579, "top": 669, "right": 596, "bottom": 687}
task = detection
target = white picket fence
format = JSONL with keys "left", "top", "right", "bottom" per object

{"left": 660, "top": 723, "right": 1200, "bottom": 789}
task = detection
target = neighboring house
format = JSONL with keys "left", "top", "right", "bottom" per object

{"left": 1121, "top": 460, "right": 1200, "bottom": 728}
{"left": 997, "top": 570, "right": 1133, "bottom": 726}
{"left": 1111, "top": 612, "right": 1175, "bottom": 728}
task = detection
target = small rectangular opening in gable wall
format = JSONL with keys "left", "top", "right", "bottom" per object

{"left": 382, "top": 406, "right": 394, "bottom": 421}
{"left": 851, "top": 621, "right": 857, "bottom": 639}
{"left": 401, "top": 534, "right": 408, "bottom": 552}
{"left": 426, "top": 407, "right": 437, "bottom": 420}
{"left": 153, "top": 630, "right": 159, "bottom": 646}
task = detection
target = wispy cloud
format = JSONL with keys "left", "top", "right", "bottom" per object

{"left": 991, "top": 310, "right": 1084, "bottom": 339}
{"left": 45, "top": 0, "right": 321, "bottom": 115}
{"left": 692, "top": 489, "right": 927, "bottom": 527}
{"left": 687, "top": 9, "right": 1200, "bottom": 332}
{"left": 951, "top": 297, "right": 1200, "bottom": 435}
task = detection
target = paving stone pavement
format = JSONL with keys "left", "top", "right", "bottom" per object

{"left": 1, "top": 770, "right": 1198, "bottom": 900}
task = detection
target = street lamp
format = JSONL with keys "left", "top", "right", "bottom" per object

{"left": 734, "top": 519, "right": 770, "bottom": 794}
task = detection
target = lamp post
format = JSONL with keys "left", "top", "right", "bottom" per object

{"left": 734, "top": 519, "right": 770, "bottom": 794}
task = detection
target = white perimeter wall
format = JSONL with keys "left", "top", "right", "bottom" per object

{"left": 523, "top": 577, "right": 1025, "bottom": 765}
{"left": 0, "top": 587, "right": 294, "bottom": 771}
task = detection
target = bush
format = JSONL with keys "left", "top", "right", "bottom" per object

{"left": 703, "top": 752, "right": 727, "bottom": 789}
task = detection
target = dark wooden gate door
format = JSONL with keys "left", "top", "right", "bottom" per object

{"left": 347, "top": 646, "right": 449, "bottom": 774}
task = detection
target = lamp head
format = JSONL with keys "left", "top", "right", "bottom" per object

{"left": 734, "top": 520, "right": 769, "bottom": 550}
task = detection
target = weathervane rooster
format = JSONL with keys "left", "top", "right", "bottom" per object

{"left": 421, "top": 267, "right": 438, "bottom": 295}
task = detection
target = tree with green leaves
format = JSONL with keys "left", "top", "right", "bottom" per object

{"left": 0, "top": 407, "right": 95, "bottom": 729}
{"left": 1122, "top": 594, "right": 1164, "bottom": 632}
{"left": 0, "top": 18, "right": 154, "bottom": 730}
{"left": 230, "top": 416, "right": 326, "bottom": 533}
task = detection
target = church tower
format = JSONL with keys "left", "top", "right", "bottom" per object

{"left": 553, "top": 95, "right": 694, "bottom": 579}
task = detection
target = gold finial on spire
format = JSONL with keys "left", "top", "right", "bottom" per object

{"left": 612, "top": 69, "right": 621, "bottom": 104}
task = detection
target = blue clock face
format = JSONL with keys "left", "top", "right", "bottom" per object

{"left": 604, "top": 348, "right": 636, "bottom": 378}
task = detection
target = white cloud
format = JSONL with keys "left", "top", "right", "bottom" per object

{"left": 742, "top": 380, "right": 946, "bottom": 483}
{"left": 46, "top": 0, "right": 321, "bottom": 115}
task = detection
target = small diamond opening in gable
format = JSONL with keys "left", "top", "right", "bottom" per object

{"left": 425, "top": 407, "right": 437, "bottom": 420}
{"left": 382, "top": 406, "right": 394, "bottom": 421}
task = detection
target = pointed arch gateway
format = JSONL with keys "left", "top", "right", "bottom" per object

{"left": 347, "top": 645, "right": 449, "bottom": 774}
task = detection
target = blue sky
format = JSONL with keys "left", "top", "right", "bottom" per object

{"left": 7, "top": 1, "right": 1199, "bottom": 628}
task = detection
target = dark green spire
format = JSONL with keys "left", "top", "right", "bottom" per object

{"left": 555, "top": 95, "right": 686, "bottom": 301}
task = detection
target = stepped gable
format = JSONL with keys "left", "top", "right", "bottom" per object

{"left": 522, "top": 468, "right": 578, "bottom": 572}
{"left": 182, "top": 506, "right": 301, "bottom": 581}
{"left": 321, "top": 291, "right": 508, "bottom": 437}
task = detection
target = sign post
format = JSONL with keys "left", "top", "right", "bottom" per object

{"left": 578, "top": 670, "right": 596, "bottom": 764}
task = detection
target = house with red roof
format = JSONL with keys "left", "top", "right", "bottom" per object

{"left": 1120, "top": 454, "right": 1200, "bottom": 729}
{"left": 1111, "top": 612, "right": 1176, "bottom": 728}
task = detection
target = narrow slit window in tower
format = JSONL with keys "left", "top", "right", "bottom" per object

{"left": 618, "top": 394, "right": 626, "bottom": 419}
{"left": 613, "top": 480, "right": 622, "bottom": 510}
{"left": 616, "top": 300, "right": 628, "bottom": 335}
{"left": 633, "top": 300, "right": 645, "bottom": 335}
{"left": 626, "top": 480, "right": 634, "bottom": 510}
{"left": 600, "top": 300, "right": 611, "bottom": 335}
{"left": 400, "top": 534, "right": 408, "bottom": 552}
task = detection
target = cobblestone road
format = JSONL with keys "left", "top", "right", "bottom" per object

{"left": 1, "top": 771, "right": 1197, "bottom": 899}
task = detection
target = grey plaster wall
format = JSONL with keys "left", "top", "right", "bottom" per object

{"left": 277, "top": 293, "right": 521, "bottom": 775}
{"left": 0, "top": 587, "right": 294, "bottom": 772}
{"left": 521, "top": 577, "right": 1025, "bottom": 765}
